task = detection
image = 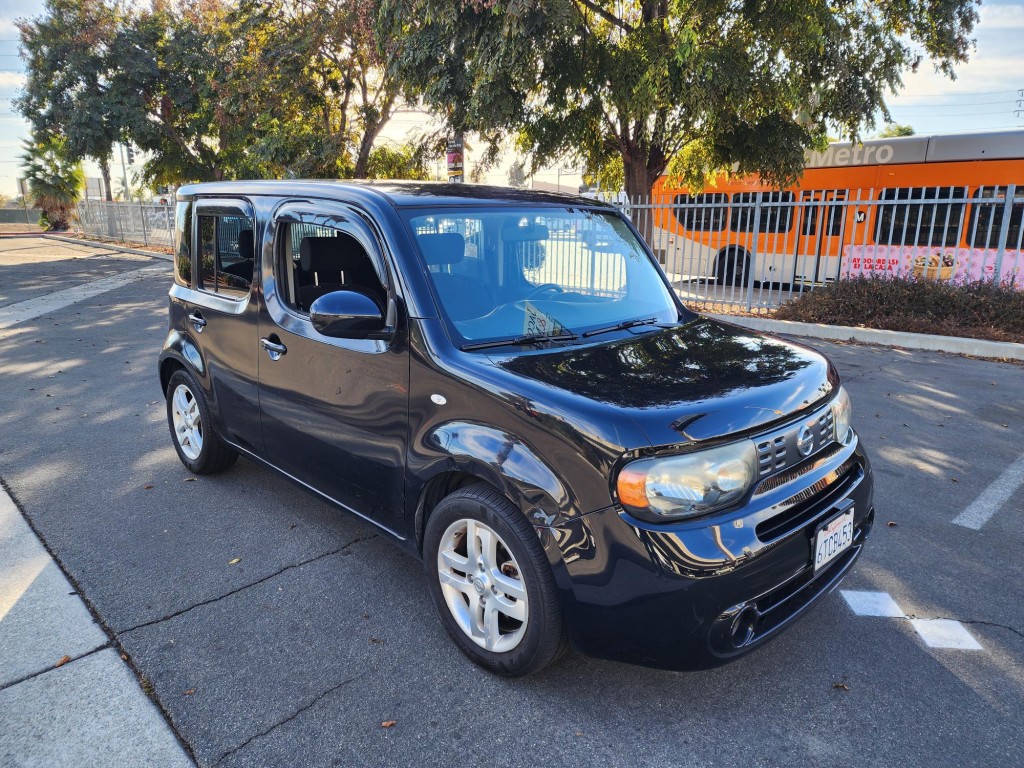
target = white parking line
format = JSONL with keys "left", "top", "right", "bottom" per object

{"left": 841, "top": 590, "right": 905, "bottom": 617}
{"left": 952, "top": 452, "right": 1024, "bottom": 530}
{"left": 909, "top": 619, "right": 983, "bottom": 650}
{"left": 0, "top": 265, "right": 166, "bottom": 331}
{"left": 840, "top": 590, "right": 983, "bottom": 651}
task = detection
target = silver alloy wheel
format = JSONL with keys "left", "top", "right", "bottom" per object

{"left": 171, "top": 383, "right": 203, "bottom": 461}
{"left": 437, "top": 518, "right": 529, "bottom": 653}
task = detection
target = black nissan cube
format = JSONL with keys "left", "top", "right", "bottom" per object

{"left": 159, "top": 181, "right": 874, "bottom": 676}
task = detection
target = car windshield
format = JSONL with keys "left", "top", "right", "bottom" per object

{"left": 404, "top": 206, "right": 682, "bottom": 347}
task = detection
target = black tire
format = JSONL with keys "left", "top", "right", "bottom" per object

{"left": 423, "top": 484, "right": 568, "bottom": 676}
{"left": 715, "top": 248, "right": 750, "bottom": 287}
{"left": 165, "top": 368, "right": 238, "bottom": 474}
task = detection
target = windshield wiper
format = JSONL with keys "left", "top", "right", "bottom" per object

{"left": 460, "top": 331, "right": 579, "bottom": 352}
{"left": 582, "top": 317, "right": 659, "bottom": 338}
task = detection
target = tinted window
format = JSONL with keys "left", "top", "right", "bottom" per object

{"left": 405, "top": 207, "right": 679, "bottom": 345}
{"left": 673, "top": 193, "right": 727, "bottom": 232}
{"left": 875, "top": 187, "right": 965, "bottom": 246}
{"left": 174, "top": 201, "right": 192, "bottom": 287}
{"left": 800, "top": 192, "right": 846, "bottom": 237}
{"left": 276, "top": 222, "right": 385, "bottom": 314}
{"left": 730, "top": 192, "right": 794, "bottom": 233}
{"left": 197, "top": 214, "right": 254, "bottom": 299}
{"left": 968, "top": 186, "right": 1024, "bottom": 249}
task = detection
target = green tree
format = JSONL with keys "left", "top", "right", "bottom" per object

{"left": 381, "top": 1, "right": 977, "bottom": 201}
{"left": 15, "top": 0, "right": 121, "bottom": 202}
{"left": 878, "top": 124, "right": 915, "bottom": 138}
{"left": 365, "top": 141, "right": 432, "bottom": 179}
{"left": 107, "top": 0, "right": 263, "bottom": 185}
{"left": 231, "top": 0, "right": 401, "bottom": 178}
{"left": 20, "top": 134, "right": 85, "bottom": 230}
{"left": 508, "top": 160, "right": 528, "bottom": 188}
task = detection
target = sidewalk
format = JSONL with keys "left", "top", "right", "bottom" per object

{"left": 0, "top": 485, "right": 192, "bottom": 767}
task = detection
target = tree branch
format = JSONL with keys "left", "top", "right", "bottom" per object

{"left": 572, "top": 0, "right": 634, "bottom": 33}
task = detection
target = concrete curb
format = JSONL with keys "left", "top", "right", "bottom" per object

{"left": 709, "top": 314, "right": 1024, "bottom": 362}
{"left": 41, "top": 233, "right": 173, "bottom": 262}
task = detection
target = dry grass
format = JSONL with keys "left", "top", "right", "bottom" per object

{"left": 774, "top": 275, "right": 1024, "bottom": 344}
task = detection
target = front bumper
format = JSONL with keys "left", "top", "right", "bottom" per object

{"left": 544, "top": 436, "right": 874, "bottom": 671}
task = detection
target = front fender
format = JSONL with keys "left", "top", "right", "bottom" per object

{"left": 426, "top": 421, "right": 581, "bottom": 528}
{"left": 158, "top": 329, "right": 206, "bottom": 392}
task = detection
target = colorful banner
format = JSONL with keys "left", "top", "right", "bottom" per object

{"left": 843, "top": 244, "right": 1023, "bottom": 287}
{"left": 446, "top": 136, "right": 464, "bottom": 183}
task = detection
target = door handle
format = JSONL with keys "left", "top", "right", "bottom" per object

{"left": 260, "top": 337, "right": 287, "bottom": 361}
{"left": 188, "top": 311, "right": 207, "bottom": 332}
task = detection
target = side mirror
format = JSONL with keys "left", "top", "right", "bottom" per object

{"left": 309, "top": 290, "right": 386, "bottom": 339}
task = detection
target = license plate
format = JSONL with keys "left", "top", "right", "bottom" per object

{"left": 814, "top": 509, "right": 855, "bottom": 572}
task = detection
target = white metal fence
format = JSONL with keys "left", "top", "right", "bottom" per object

{"left": 618, "top": 184, "right": 1024, "bottom": 310}
{"left": 75, "top": 187, "right": 1024, "bottom": 311}
{"left": 75, "top": 199, "right": 176, "bottom": 248}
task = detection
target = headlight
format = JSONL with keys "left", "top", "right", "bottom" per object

{"left": 831, "top": 386, "right": 853, "bottom": 444}
{"left": 616, "top": 441, "right": 758, "bottom": 522}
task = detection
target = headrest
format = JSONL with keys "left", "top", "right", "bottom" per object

{"left": 236, "top": 230, "right": 254, "bottom": 261}
{"left": 417, "top": 233, "right": 465, "bottom": 265}
{"left": 300, "top": 236, "right": 349, "bottom": 273}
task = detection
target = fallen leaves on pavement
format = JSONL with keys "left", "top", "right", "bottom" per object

{"left": 54, "top": 655, "right": 71, "bottom": 668}
{"left": 381, "top": 721, "right": 397, "bottom": 728}
{"left": 228, "top": 557, "right": 241, "bottom": 565}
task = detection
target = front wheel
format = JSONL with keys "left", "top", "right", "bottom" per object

{"left": 423, "top": 485, "right": 567, "bottom": 676}
{"left": 165, "top": 369, "right": 238, "bottom": 474}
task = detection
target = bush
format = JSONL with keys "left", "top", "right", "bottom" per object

{"left": 774, "top": 275, "right": 1024, "bottom": 344}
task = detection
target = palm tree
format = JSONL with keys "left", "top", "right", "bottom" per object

{"left": 20, "top": 134, "right": 84, "bottom": 230}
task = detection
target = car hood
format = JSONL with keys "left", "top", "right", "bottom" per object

{"left": 491, "top": 317, "right": 837, "bottom": 448}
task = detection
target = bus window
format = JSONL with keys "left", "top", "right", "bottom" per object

{"left": 672, "top": 193, "right": 727, "bottom": 231}
{"left": 875, "top": 187, "right": 966, "bottom": 246}
{"left": 730, "top": 191, "right": 794, "bottom": 233}
{"left": 968, "top": 186, "right": 1024, "bottom": 249}
{"left": 800, "top": 191, "right": 846, "bottom": 237}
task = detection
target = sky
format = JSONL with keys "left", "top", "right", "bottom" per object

{"left": 1, "top": 0, "right": 1023, "bottom": 198}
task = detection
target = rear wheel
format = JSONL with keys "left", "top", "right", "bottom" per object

{"left": 715, "top": 248, "right": 750, "bottom": 287}
{"left": 423, "top": 484, "right": 567, "bottom": 676}
{"left": 165, "top": 369, "right": 237, "bottom": 474}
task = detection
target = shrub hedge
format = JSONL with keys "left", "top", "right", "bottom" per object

{"left": 774, "top": 276, "right": 1024, "bottom": 344}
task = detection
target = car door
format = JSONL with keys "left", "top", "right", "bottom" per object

{"left": 187, "top": 197, "right": 262, "bottom": 453}
{"left": 256, "top": 201, "right": 409, "bottom": 531}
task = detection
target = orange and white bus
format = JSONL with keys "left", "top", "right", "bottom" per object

{"left": 651, "top": 130, "right": 1024, "bottom": 288}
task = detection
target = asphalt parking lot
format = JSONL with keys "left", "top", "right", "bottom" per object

{"left": 1, "top": 237, "right": 1022, "bottom": 767}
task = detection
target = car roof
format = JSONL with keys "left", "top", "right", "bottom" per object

{"left": 176, "top": 180, "right": 612, "bottom": 209}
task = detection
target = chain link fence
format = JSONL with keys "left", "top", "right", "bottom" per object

{"left": 74, "top": 199, "right": 176, "bottom": 248}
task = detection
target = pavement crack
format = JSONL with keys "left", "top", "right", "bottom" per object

{"left": 902, "top": 615, "right": 1024, "bottom": 639}
{"left": 213, "top": 674, "right": 362, "bottom": 766}
{"left": 118, "top": 534, "right": 379, "bottom": 635}
{"left": 0, "top": 642, "right": 113, "bottom": 693}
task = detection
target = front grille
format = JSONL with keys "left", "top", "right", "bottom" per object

{"left": 753, "top": 402, "right": 836, "bottom": 482}
{"left": 755, "top": 462, "right": 861, "bottom": 542}
{"left": 756, "top": 435, "right": 787, "bottom": 477}
{"left": 754, "top": 442, "right": 846, "bottom": 496}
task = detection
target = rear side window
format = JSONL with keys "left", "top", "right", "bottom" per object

{"left": 730, "top": 192, "right": 794, "bottom": 233}
{"left": 174, "top": 201, "right": 192, "bottom": 287}
{"left": 673, "top": 193, "right": 727, "bottom": 232}
{"left": 875, "top": 187, "right": 966, "bottom": 246}
{"left": 197, "top": 214, "right": 255, "bottom": 299}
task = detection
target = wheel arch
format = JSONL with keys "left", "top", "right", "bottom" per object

{"left": 413, "top": 421, "right": 580, "bottom": 554}
{"left": 158, "top": 330, "right": 206, "bottom": 394}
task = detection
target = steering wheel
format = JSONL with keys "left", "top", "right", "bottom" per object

{"left": 524, "top": 283, "right": 565, "bottom": 300}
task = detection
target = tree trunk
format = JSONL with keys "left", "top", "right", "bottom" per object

{"left": 100, "top": 158, "right": 116, "bottom": 237}
{"left": 621, "top": 149, "right": 660, "bottom": 248}
{"left": 100, "top": 159, "right": 113, "bottom": 201}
